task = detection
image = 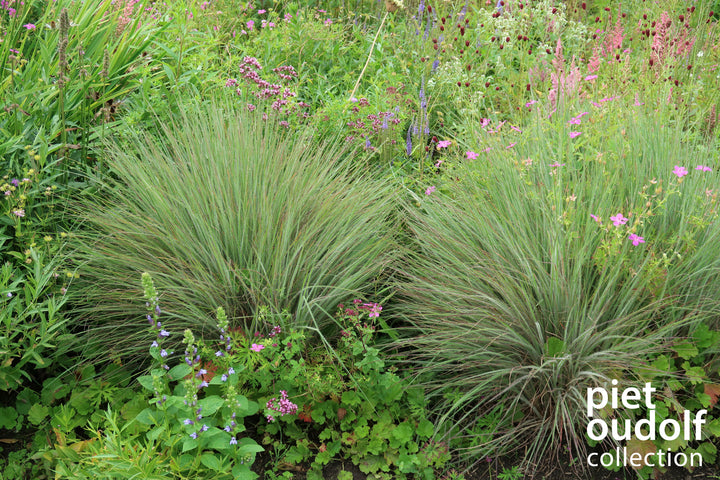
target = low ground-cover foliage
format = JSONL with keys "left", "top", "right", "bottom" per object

{"left": 50, "top": 274, "right": 448, "bottom": 479}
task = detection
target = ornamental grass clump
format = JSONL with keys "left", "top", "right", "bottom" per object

{"left": 395, "top": 102, "right": 720, "bottom": 471}
{"left": 73, "top": 100, "right": 398, "bottom": 365}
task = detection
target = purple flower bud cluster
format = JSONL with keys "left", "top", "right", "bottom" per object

{"left": 265, "top": 390, "right": 298, "bottom": 422}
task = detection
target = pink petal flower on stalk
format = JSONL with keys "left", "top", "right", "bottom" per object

{"left": 13, "top": 209, "right": 25, "bottom": 217}
{"left": 585, "top": 75, "right": 598, "bottom": 81}
{"left": 435, "top": 159, "right": 443, "bottom": 168}
{"left": 610, "top": 213, "right": 628, "bottom": 226}
{"left": 250, "top": 343, "right": 265, "bottom": 352}
{"left": 466, "top": 151, "right": 478, "bottom": 160}
{"left": 510, "top": 125, "right": 522, "bottom": 133}
{"left": 569, "top": 131, "right": 582, "bottom": 138}
{"left": 247, "top": 20, "right": 255, "bottom": 30}
{"left": 633, "top": 94, "right": 644, "bottom": 106}
{"left": 590, "top": 214, "right": 601, "bottom": 223}
{"left": 437, "top": 140, "right": 452, "bottom": 149}
{"left": 672, "top": 165, "right": 688, "bottom": 178}
{"left": 23, "top": 24, "right": 36, "bottom": 30}
{"left": 628, "top": 233, "right": 645, "bottom": 246}
{"left": 525, "top": 100, "right": 538, "bottom": 107}
{"left": 506, "top": 142, "right": 516, "bottom": 149}
{"left": 549, "top": 162, "right": 565, "bottom": 167}
{"left": 696, "top": 165, "right": 712, "bottom": 172}
{"left": 425, "top": 186, "right": 436, "bottom": 195}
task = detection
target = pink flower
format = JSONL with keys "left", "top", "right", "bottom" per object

{"left": 549, "top": 162, "right": 565, "bottom": 167}
{"left": 672, "top": 165, "right": 688, "bottom": 178}
{"left": 437, "top": 140, "right": 452, "bottom": 149}
{"left": 506, "top": 142, "right": 516, "bottom": 149}
{"left": 435, "top": 159, "right": 443, "bottom": 168}
{"left": 250, "top": 343, "right": 265, "bottom": 352}
{"left": 633, "top": 94, "right": 644, "bottom": 106}
{"left": 590, "top": 214, "right": 601, "bottom": 223}
{"left": 569, "top": 131, "right": 582, "bottom": 138}
{"left": 425, "top": 186, "right": 436, "bottom": 195}
{"left": 23, "top": 23, "right": 36, "bottom": 30}
{"left": 525, "top": 100, "right": 538, "bottom": 107}
{"left": 466, "top": 151, "right": 478, "bottom": 160}
{"left": 585, "top": 74, "right": 598, "bottom": 81}
{"left": 628, "top": 233, "right": 645, "bottom": 246}
{"left": 258, "top": 9, "right": 266, "bottom": 14}
{"left": 610, "top": 213, "right": 628, "bottom": 226}
{"left": 13, "top": 209, "right": 25, "bottom": 217}
{"left": 696, "top": 165, "right": 712, "bottom": 172}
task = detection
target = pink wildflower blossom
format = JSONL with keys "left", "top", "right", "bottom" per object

{"left": 466, "top": 151, "right": 478, "bottom": 160}
{"left": 628, "top": 233, "right": 645, "bottom": 246}
{"left": 672, "top": 165, "right": 688, "bottom": 178}
{"left": 610, "top": 213, "right": 628, "bottom": 226}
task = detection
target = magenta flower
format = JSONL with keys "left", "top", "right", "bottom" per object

{"left": 466, "top": 151, "right": 479, "bottom": 160}
{"left": 525, "top": 100, "right": 538, "bottom": 107}
{"left": 628, "top": 233, "right": 645, "bottom": 246}
{"left": 506, "top": 142, "right": 516, "bottom": 149}
{"left": 247, "top": 20, "right": 255, "bottom": 30}
{"left": 437, "top": 140, "right": 452, "bottom": 149}
{"left": 569, "top": 131, "right": 582, "bottom": 138}
{"left": 590, "top": 214, "right": 601, "bottom": 223}
{"left": 12, "top": 209, "right": 25, "bottom": 217}
{"left": 696, "top": 165, "right": 712, "bottom": 172}
{"left": 549, "top": 162, "right": 565, "bottom": 167}
{"left": 250, "top": 343, "right": 265, "bottom": 352}
{"left": 610, "top": 213, "right": 628, "bottom": 226}
{"left": 425, "top": 186, "right": 436, "bottom": 195}
{"left": 258, "top": 9, "right": 266, "bottom": 13}
{"left": 673, "top": 165, "right": 688, "bottom": 178}
{"left": 23, "top": 23, "right": 36, "bottom": 30}
{"left": 585, "top": 74, "right": 598, "bottom": 81}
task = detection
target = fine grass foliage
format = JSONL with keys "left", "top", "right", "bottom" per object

{"left": 394, "top": 101, "right": 720, "bottom": 470}
{"left": 72, "top": 100, "right": 398, "bottom": 365}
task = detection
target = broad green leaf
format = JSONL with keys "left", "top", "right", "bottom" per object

{"left": 137, "top": 375, "right": 155, "bottom": 392}
{"left": 167, "top": 363, "right": 192, "bottom": 381}
{"left": 673, "top": 341, "right": 699, "bottom": 360}
{"left": 198, "top": 395, "right": 225, "bottom": 416}
{"left": 200, "top": 453, "right": 222, "bottom": 471}
{"left": 27, "top": 403, "right": 49, "bottom": 426}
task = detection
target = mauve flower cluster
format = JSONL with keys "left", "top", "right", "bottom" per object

{"left": 266, "top": 390, "right": 298, "bottom": 422}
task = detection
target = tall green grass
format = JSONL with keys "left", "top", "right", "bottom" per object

{"left": 72, "top": 100, "right": 398, "bottom": 365}
{"left": 394, "top": 103, "right": 720, "bottom": 469}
